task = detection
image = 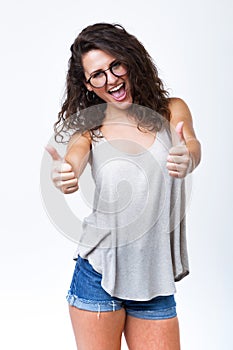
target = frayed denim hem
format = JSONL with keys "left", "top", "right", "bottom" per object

{"left": 66, "top": 291, "right": 122, "bottom": 314}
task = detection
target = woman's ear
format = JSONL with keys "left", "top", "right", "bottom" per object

{"left": 84, "top": 81, "right": 93, "bottom": 92}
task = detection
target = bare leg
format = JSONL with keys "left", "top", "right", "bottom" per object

{"left": 69, "top": 306, "right": 126, "bottom": 350}
{"left": 124, "top": 315, "right": 180, "bottom": 350}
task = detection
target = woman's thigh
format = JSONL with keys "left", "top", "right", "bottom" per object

{"left": 67, "top": 257, "right": 127, "bottom": 349}
{"left": 124, "top": 315, "right": 180, "bottom": 350}
{"left": 69, "top": 306, "right": 126, "bottom": 350}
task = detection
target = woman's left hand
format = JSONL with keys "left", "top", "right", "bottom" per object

{"left": 167, "top": 121, "right": 193, "bottom": 178}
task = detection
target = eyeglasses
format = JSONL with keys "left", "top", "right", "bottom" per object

{"left": 86, "top": 60, "right": 128, "bottom": 88}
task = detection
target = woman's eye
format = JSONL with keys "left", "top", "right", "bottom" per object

{"left": 92, "top": 71, "right": 104, "bottom": 79}
{"left": 112, "top": 61, "right": 121, "bottom": 69}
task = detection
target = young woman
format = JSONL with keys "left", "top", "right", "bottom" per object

{"left": 46, "top": 23, "right": 201, "bottom": 350}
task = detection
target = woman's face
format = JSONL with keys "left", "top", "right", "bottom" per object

{"left": 83, "top": 49, "right": 132, "bottom": 109}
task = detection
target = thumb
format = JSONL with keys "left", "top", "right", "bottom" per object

{"left": 45, "top": 145, "right": 62, "bottom": 161}
{"left": 175, "top": 121, "right": 185, "bottom": 144}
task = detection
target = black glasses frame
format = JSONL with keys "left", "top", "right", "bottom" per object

{"left": 86, "top": 61, "right": 128, "bottom": 88}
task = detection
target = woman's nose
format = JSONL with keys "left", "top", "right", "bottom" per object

{"left": 106, "top": 70, "right": 118, "bottom": 85}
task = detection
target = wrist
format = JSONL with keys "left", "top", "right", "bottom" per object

{"left": 187, "top": 151, "right": 195, "bottom": 174}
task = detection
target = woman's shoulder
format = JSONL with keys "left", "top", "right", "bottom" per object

{"left": 167, "top": 97, "right": 193, "bottom": 124}
{"left": 66, "top": 130, "right": 92, "bottom": 152}
{"left": 168, "top": 97, "right": 190, "bottom": 111}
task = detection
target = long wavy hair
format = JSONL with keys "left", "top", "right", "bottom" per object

{"left": 54, "top": 23, "right": 171, "bottom": 143}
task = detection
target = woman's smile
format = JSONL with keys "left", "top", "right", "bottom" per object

{"left": 108, "top": 82, "right": 127, "bottom": 101}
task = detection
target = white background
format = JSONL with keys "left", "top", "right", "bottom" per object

{"left": 1, "top": 0, "right": 232, "bottom": 349}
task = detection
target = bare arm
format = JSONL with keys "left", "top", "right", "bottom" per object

{"left": 65, "top": 131, "right": 92, "bottom": 178}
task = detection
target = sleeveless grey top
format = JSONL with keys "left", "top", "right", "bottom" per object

{"left": 74, "top": 124, "right": 189, "bottom": 300}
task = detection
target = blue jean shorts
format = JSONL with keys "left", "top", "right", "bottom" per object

{"left": 66, "top": 256, "right": 177, "bottom": 320}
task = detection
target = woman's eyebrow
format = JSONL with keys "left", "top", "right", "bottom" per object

{"left": 89, "top": 60, "right": 117, "bottom": 76}
{"left": 89, "top": 68, "right": 103, "bottom": 76}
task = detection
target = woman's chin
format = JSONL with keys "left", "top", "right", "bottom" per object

{"left": 107, "top": 97, "right": 133, "bottom": 110}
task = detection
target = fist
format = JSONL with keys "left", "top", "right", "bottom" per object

{"left": 167, "top": 122, "right": 193, "bottom": 178}
{"left": 45, "top": 145, "right": 79, "bottom": 194}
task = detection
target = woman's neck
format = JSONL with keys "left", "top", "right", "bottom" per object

{"left": 103, "top": 103, "right": 136, "bottom": 126}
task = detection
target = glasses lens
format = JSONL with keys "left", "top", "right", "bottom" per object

{"left": 111, "top": 62, "right": 128, "bottom": 77}
{"left": 90, "top": 71, "right": 106, "bottom": 88}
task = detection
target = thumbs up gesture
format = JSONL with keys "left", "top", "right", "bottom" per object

{"left": 45, "top": 145, "right": 79, "bottom": 194}
{"left": 167, "top": 121, "right": 193, "bottom": 178}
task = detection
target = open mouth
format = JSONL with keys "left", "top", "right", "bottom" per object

{"left": 108, "top": 83, "right": 127, "bottom": 101}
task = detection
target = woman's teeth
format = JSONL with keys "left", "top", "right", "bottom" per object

{"left": 108, "top": 83, "right": 124, "bottom": 94}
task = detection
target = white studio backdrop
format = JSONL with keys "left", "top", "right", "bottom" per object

{"left": 0, "top": 0, "right": 232, "bottom": 349}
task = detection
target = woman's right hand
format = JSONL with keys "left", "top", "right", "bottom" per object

{"left": 45, "top": 145, "right": 79, "bottom": 194}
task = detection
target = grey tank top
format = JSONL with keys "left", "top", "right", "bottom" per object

{"left": 74, "top": 124, "right": 189, "bottom": 300}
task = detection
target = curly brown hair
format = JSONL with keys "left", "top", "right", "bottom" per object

{"left": 54, "top": 23, "right": 171, "bottom": 143}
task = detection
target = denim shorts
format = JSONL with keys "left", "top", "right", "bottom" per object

{"left": 66, "top": 256, "right": 177, "bottom": 320}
